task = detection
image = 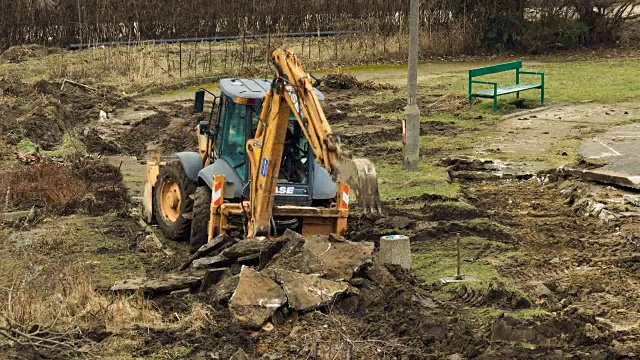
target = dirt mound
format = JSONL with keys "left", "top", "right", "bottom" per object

{"left": 114, "top": 113, "right": 191, "bottom": 158}
{"left": 72, "top": 160, "right": 130, "bottom": 215}
{"left": 320, "top": 73, "right": 395, "bottom": 91}
{"left": 0, "top": 159, "right": 129, "bottom": 216}
{"left": 0, "top": 44, "right": 60, "bottom": 63}
{"left": 0, "top": 77, "right": 126, "bottom": 150}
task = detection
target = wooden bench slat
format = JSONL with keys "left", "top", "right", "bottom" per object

{"left": 474, "top": 83, "right": 541, "bottom": 97}
{"left": 469, "top": 60, "right": 522, "bottom": 77}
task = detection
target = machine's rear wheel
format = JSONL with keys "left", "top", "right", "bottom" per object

{"left": 190, "top": 186, "right": 211, "bottom": 254}
{"left": 154, "top": 161, "right": 196, "bottom": 241}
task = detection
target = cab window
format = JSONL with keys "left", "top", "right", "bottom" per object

{"left": 219, "top": 99, "right": 247, "bottom": 179}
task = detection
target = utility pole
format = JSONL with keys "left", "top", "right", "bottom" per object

{"left": 77, "top": 0, "right": 83, "bottom": 46}
{"left": 403, "top": 0, "right": 420, "bottom": 170}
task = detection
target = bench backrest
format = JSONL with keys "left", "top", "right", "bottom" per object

{"left": 469, "top": 60, "right": 522, "bottom": 78}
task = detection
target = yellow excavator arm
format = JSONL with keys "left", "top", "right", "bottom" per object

{"left": 245, "top": 49, "right": 381, "bottom": 237}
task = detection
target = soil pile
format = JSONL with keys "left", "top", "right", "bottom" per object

{"left": 0, "top": 44, "right": 60, "bottom": 63}
{"left": 320, "top": 73, "right": 395, "bottom": 91}
{"left": 0, "top": 158, "right": 130, "bottom": 216}
{"left": 0, "top": 77, "right": 126, "bottom": 150}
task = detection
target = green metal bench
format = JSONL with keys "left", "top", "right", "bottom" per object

{"left": 468, "top": 60, "right": 544, "bottom": 111}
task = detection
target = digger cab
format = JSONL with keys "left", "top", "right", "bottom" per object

{"left": 194, "top": 79, "right": 336, "bottom": 208}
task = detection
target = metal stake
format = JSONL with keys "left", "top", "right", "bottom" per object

{"left": 454, "top": 233, "right": 464, "bottom": 280}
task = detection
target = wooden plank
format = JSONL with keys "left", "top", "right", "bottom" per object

{"left": 469, "top": 60, "right": 522, "bottom": 78}
{"left": 475, "top": 83, "right": 541, "bottom": 97}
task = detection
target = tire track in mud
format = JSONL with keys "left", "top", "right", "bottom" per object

{"left": 466, "top": 180, "right": 640, "bottom": 342}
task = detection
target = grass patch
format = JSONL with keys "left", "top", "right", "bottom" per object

{"left": 376, "top": 161, "right": 460, "bottom": 200}
{"left": 412, "top": 236, "right": 510, "bottom": 284}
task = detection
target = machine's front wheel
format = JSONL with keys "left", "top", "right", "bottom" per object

{"left": 153, "top": 161, "right": 196, "bottom": 241}
{"left": 190, "top": 186, "right": 212, "bottom": 254}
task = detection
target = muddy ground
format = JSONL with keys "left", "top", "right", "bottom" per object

{"left": 1, "top": 64, "right": 640, "bottom": 359}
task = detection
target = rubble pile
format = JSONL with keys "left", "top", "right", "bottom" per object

{"left": 112, "top": 229, "right": 375, "bottom": 328}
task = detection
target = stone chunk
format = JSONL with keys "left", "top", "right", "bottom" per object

{"left": 199, "top": 268, "right": 229, "bottom": 292}
{"left": 111, "top": 273, "right": 203, "bottom": 295}
{"left": 192, "top": 255, "right": 233, "bottom": 270}
{"left": 229, "top": 266, "right": 287, "bottom": 328}
{"left": 223, "top": 238, "right": 268, "bottom": 259}
{"left": 179, "top": 234, "right": 236, "bottom": 270}
{"left": 275, "top": 270, "right": 349, "bottom": 311}
{"left": 211, "top": 274, "right": 239, "bottom": 304}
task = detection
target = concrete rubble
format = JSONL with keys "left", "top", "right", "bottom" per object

{"left": 440, "top": 155, "right": 536, "bottom": 182}
{"left": 273, "top": 269, "right": 350, "bottom": 311}
{"left": 112, "top": 229, "right": 375, "bottom": 328}
{"left": 229, "top": 266, "right": 287, "bottom": 329}
{"left": 111, "top": 273, "right": 203, "bottom": 295}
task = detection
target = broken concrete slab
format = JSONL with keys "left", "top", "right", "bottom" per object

{"left": 192, "top": 255, "right": 234, "bottom": 270}
{"left": 179, "top": 234, "right": 236, "bottom": 271}
{"left": 199, "top": 268, "right": 230, "bottom": 292}
{"left": 267, "top": 235, "right": 374, "bottom": 281}
{"left": 111, "top": 273, "right": 203, "bottom": 295}
{"left": 229, "top": 266, "right": 287, "bottom": 328}
{"left": 222, "top": 238, "right": 269, "bottom": 259}
{"left": 561, "top": 167, "right": 640, "bottom": 190}
{"left": 440, "top": 156, "right": 536, "bottom": 182}
{"left": 304, "top": 236, "right": 375, "bottom": 280}
{"left": 274, "top": 269, "right": 349, "bottom": 311}
{"left": 211, "top": 274, "right": 239, "bottom": 304}
{"left": 624, "top": 195, "right": 640, "bottom": 207}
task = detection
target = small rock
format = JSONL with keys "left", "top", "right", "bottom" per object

{"left": 262, "top": 322, "right": 274, "bottom": 332}
{"left": 599, "top": 209, "right": 617, "bottom": 222}
{"left": 230, "top": 348, "right": 250, "bottom": 360}
{"left": 549, "top": 257, "right": 561, "bottom": 264}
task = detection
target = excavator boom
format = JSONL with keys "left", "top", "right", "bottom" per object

{"left": 246, "top": 49, "right": 382, "bottom": 237}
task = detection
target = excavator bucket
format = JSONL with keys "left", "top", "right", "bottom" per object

{"left": 336, "top": 157, "right": 382, "bottom": 214}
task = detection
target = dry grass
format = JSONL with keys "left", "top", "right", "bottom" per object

{"left": 0, "top": 30, "right": 470, "bottom": 96}
{"left": 0, "top": 162, "right": 89, "bottom": 214}
{"left": 0, "top": 264, "right": 214, "bottom": 358}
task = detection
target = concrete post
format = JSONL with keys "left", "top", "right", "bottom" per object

{"left": 403, "top": 0, "right": 420, "bottom": 170}
{"left": 379, "top": 235, "right": 412, "bottom": 270}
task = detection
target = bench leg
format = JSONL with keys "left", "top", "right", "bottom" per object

{"left": 516, "top": 91, "right": 520, "bottom": 99}
{"left": 541, "top": 88, "right": 544, "bottom": 105}
{"left": 493, "top": 97, "right": 498, "bottom": 111}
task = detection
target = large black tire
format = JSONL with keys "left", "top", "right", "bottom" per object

{"left": 190, "top": 186, "right": 212, "bottom": 254}
{"left": 153, "top": 161, "right": 196, "bottom": 241}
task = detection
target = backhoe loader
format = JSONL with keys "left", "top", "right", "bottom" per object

{"left": 142, "top": 49, "right": 381, "bottom": 252}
